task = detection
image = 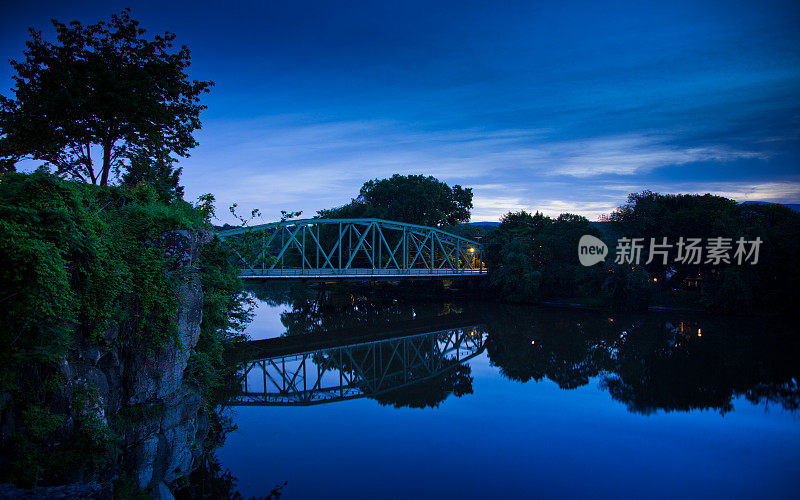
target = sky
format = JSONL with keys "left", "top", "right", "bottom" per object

{"left": 2, "top": 0, "right": 799, "bottom": 223}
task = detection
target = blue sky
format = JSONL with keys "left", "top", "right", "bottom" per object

{"left": 2, "top": 0, "right": 799, "bottom": 222}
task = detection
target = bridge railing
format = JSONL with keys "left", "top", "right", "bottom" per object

{"left": 217, "top": 218, "right": 485, "bottom": 278}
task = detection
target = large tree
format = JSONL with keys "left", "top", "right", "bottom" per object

{"left": 0, "top": 9, "right": 212, "bottom": 185}
{"left": 319, "top": 174, "right": 473, "bottom": 227}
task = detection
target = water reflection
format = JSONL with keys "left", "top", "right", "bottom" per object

{"left": 229, "top": 324, "right": 485, "bottom": 407}
{"left": 241, "top": 284, "right": 800, "bottom": 416}
{"left": 483, "top": 305, "right": 799, "bottom": 414}
{"left": 216, "top": 285, "right": 800, "bottom": 498}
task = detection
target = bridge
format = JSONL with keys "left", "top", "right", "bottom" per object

{"left": 226, "top": 319, "right": 487, "bottom": 406}
{"left": 217, "top": 218, "right": 485, "bottom": 279}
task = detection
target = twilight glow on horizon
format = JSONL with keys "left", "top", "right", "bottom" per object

{"left": 2, "top": 0, "right": 798, "bottom": 224}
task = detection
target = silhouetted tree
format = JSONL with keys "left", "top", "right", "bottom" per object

{"left": 0, "top": 9, "right": 213, "bottom": 185}
{"left": 604, "top": 192, "right": 800, "bottom": 313}
{"left": 485, "top": 210, "right": 606, "bottom": 302}
{"left": 318, "top": 174, "right": 473, "bottom": 227}
{"left": 121, "top": 138, "right": 184, "bottom": 202}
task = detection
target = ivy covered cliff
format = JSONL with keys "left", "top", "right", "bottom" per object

{"left": 0, "top": 170, "right": 250, "bottom": 497}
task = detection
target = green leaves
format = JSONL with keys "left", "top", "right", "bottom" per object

{"left": 0, "top": 171, "right": 207, "bottom": 385}
{"left": 486, "top": 210, "right": 604, "bottom": 302}
{"left": 0, "top": 171, "right": 252, "bottom": 486}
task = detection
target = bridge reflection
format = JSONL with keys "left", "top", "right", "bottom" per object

{"left": 229, "top": 325, "right": 486, "bottom": 406}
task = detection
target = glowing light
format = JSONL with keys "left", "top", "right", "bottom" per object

{"left": 468, "top": 247, "right": 475, "bottom": 253}
{"left": 531, "top": 340, "right": 535, "bottom": 345}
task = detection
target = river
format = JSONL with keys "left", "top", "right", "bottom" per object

{"left": 213, "top": 283, "right": 799, "bottom": 499}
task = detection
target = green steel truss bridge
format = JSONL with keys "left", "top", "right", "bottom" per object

{"left": 217, "top": 218, "right": 485, "bottom": 279}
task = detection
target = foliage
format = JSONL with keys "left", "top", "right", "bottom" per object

{"left": 185, "top": 237, "right": 253, "bottom": 405}
{"left": 444, "top": 221, "right": 497, "bottom": 242}
{"left": 318, "top": 174, "right": 473, "bottom": 227}
{"left": 601, "top": 265, "right": 653, "bottom": 312}
{"left": 0, "top": 169, "right": 195, "bottom": 391}
{"left": 485, "top": 210, "right": 606, "bottom": 302}
{"left": 0, "top": 170, "right": 243, "bottom": 487}
{"left": 121, "top": 138, "right": 185, "bottom": 203}
{"left": 488, "top": 238, "right": 542, "bottom": 302}
{"left": 486, "top": 192, "right": 800, "bottom": 314}
{"left": 605, "top": 192, "right": 800, "bottom": 314}
{"left": 0, "top": 8, "right": 213, "bottom": 185}
{"left": 604, "top": 191, "right": 739, "bottom": 282}
{"left": 5, "top": 383, "right": 118, "bottom": 487}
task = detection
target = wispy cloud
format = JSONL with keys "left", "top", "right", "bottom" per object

{"left": 178, "top": 116, "right": 780, "bottom": 223}
{"left": 533, "top": 136, "right": 768, "bottom": 177}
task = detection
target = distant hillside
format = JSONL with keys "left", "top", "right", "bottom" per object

{"left": 741, "top": 201, "right": 800, "bottom": 212}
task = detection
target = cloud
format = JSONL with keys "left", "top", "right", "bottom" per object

{"left": 475, "top": 180, "right": 800, "bottom": 223}
{"left": 15, "top": 113, "right": 788, "bottom": 224}
{"left": 536, "top": 136, "right": 768, "bottom": 177}
{"left": 657, "top": 181, "right": 800, "bottom": 204}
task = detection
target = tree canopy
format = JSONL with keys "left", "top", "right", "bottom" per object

{"left": 318, "top": 174, "right": 473, "bottom": 227}
{"left": 485, "top": 210, "right": 606, "bottom": 302}
{"left": 604, "top": 192, "right": 800, "bottom": 313}
{"left": 0, "top": 9, "right": 212, "bottom": 186}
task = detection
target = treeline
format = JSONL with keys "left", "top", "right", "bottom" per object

{"left": 317, "top": 173, "right": 473, "bottom": 227}
{"left": 486, "top": 191, "right": 800, "bottom": 314}
{"left": 310, "top": 175, "right": 799, "bottom": 315}
{"left": 484, "top": 211, "right": 606, "bottom": 303}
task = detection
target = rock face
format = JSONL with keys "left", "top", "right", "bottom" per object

{"left": 124, "top": 386, "right": 210, "bottom": 490}
{"left": 127, "top": 231, "right": 209, "bottom": 403}
{"left": 119, "top": 229, "right": 214, "bottom": 491}
{"left": 62, "top": 229, "right": 214, "bottom": 495}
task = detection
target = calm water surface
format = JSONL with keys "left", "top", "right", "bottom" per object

{"left": 217, "top": 285, "right": 800, "bottom": 499}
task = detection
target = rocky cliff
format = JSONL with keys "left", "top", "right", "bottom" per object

{"left": 0, "top": 229, "right": 214, "bottom": 499}
{"left": 117, "top": 229, "right": 213, "bottom": 496}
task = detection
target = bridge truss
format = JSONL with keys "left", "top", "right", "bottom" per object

{"left": 228, "top": 326, "right": 486, "bottom": 406}
{"left": 216, "top": 218, "right": 485, "bottom": 279}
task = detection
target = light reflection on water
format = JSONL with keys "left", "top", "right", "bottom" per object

{"left": 217, "top": 285, "right": 800, "bottom": 499}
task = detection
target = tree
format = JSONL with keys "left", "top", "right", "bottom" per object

{"left": 120, "top": 139, "right": 184, "bottom": 203}
{"left": 602, "top": 191, "right": 800, "bottom": 313}
{"left": 0, "top": 9, "right": 213, "bottom": 185}
{"left": 485, "top": 210, "right": 606, "bottom": 302}
{"left": 603, "top": 191, "right": 740, "bottom": 284}
{"left": 319, "top": 174, "right": 473, "bottom": 227}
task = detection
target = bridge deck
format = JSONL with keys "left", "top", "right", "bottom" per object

{"left": 238, "top": 268, "right": 486, "bottom": 279}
